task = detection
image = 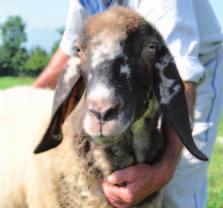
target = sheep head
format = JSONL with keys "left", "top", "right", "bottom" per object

{"left": 34, "top": 7, "right": 208, "bottom": 161}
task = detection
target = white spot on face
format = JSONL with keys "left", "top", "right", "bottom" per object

{"left": 91, "top": 31, "right": 126, "bottom": 68}
{"left": 120, "top": 64, "right": 130, "bottom": 78}
{"left": 87, "top": 84, "right": 113, "bottom": 103}
{"left": 63, "top": 57, "right": 81, "bottom": 84}
{"left": 88, "top": 73, "right": 93, "bottom": 81}
{"left": 155, "top": 55, "right": 180, "bottom": 104}
{"left": 155, "top": 54, "right": 173, "bottom": 71}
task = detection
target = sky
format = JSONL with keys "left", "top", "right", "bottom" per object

{"left": 0, "top": 0, "right": 69, "bottom": 51}
{"left": 0, "top": 0, "right": 222, "bottom": 51}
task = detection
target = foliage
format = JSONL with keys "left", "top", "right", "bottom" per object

{"left": 0, "top": 15, "right": 28, "bottom": 75}
{"left": 0, "top": 16, "right": 27, "bottom": 51}
{"left": 0, "top": 45, "right": 13, "bottom": 75}
{"left": 0, "top": 15, "right": 64, "bottom": 77}
{"left": 11, "top": 48, "right": 29, "bottom": 75}
{"left": 25, "top": 47, "right": 49, "bottom": 76}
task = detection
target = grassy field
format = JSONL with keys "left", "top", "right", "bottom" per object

{"left": 0, "top": 76, "right": 222, "bottom": 207}
{"left": 208, "top": 117, "right": 223, "bottom": 208}
{"left": 217, "top": 116, "right": 223, "bottom": 137}
{"left": 208, "top": 142, "right": 223, "bottom": 208}
{"left": 0, "top": 76, "right": 34, "bottom": 89}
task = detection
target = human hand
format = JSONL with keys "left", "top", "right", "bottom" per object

{"left": 101, "top": 120, "right": 183, "bottom": 208}
{"left": 101, "top": 163, "right": 168, "bottom": 208}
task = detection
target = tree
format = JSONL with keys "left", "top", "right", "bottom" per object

{"left": 11, "top": 48, "right": 29, "bottom": 75}
{"left": 0, "top": 16, "right": 27, "bottom": 51}
{"left": 25, "top": 47, "right": 49, "bottom": 76}
{"left": 0, "top": 15, "right": 27, "bottom": 75}
{"left": 0, "top": 45, "right": 13, "bottom": 75}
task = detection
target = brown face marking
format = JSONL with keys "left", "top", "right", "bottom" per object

{"left": 84, "top": 7, "right": 145, "bottom": 39}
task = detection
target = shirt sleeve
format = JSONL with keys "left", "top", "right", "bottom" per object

{"left": 138, "top": 0, "right": 205, "bottom": 82}
{"left": 60, "top": 0, "right": 88, "bottom": 56}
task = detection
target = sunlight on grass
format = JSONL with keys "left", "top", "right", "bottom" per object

{"left": 0, "top": 76, "right": 34, "bottom": 90}
{"left": 217, "top": 116, "right": 223, "bottom": 137}
{"left": 208, "top": 142, "right": 223, "bottom": 208}
{"left": 207, "top": 116, "right": 223, "bottom": 208}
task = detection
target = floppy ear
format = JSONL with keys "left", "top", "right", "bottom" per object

{"left": 153, "top": 48, "right": 208, "bottom": 161}
{"left": 34, "top": 57, "right": 84, "bottom": 154}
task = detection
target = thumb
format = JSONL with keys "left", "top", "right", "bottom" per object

{"left": 106, "top": 166, "right": 137, "bottom": 185}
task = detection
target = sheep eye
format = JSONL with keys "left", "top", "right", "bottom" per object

{"left": 74, "top": 46, "right": 81, "bottom": 53}
{"left": 72, "top": 44, "right": 82, "bottom": 56}
{"left": 148, "top": 43, "right": 157, "bottom": 52}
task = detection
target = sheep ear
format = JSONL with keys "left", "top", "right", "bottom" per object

{"left": 34, "top": 57, "right": 84, "bottom": 154}
{"left": 153, "top": 50, "right": 208, "bottom": 161}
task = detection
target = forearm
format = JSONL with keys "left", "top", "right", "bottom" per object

{"left": 33, "top": 48, "right": 69, "bottom": 89}
{"left": 149, "top": 120, "right": 183, "bottom": 191}
{"left": 184, "top": 81, "right": 197, "bottom": 118}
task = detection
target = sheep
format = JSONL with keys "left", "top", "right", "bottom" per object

{"left": 0, "top": 7, "right": 207, "bottom": 208}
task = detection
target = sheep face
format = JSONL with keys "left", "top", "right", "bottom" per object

{"left": 34, "top": 7, "right": 208, "bottom": 161}
{"left": 79, "top": 25, "right": 159, "bottom": 144}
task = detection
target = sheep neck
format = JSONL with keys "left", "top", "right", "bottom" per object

{"left": 75, "top": 130, "right": 136, "bottom": 178}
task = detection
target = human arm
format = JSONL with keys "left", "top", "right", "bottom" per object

{"left": 102, "top": 122, "right": 183, "bottom": 208}
{"left": 33, "top": 0, "right": 88, "bottom": 89}
{"left": 33, "top": 48, "right": 69, "bottom": 89}
{"left": 184, "top": 82, "right": 196, "bottom": 119}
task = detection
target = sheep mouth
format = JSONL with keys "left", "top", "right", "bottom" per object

{"left": 83, "top": 111, "right": 132, "bottom": 144}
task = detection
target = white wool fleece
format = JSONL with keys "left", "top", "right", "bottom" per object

{"left": 0, "top": 87, "right": 54, "bottom": 207}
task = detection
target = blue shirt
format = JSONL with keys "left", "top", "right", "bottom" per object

{"left": 79, "top": 0, "right": 113, "bottom": 15}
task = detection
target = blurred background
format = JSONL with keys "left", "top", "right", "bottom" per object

{"left": 0, "top": 0, "right": 222, "bottom": 79}
{"left": 0, "top": 1, "right": 222, "bottom": 207}
{"left": 0, "top": 0, "right": 68, "bottom": 79}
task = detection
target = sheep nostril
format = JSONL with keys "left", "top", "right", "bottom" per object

{"left": 89, "top": 101, "right": 124, "bottom": 122}
{"left": 89, "top": 107, "right": 117, "bottom": 122}
{"left": 101, "top": 106, "right": 118, "bottom": 121}
{"left": 89, "top": 109, "right": 102, "bottom": 121}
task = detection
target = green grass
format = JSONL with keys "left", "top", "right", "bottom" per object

{"left": 216, "top": 116, "right": 223, "bottom": 137}
{"left": 0, "top": 76, "right": 222, "bottom": 207}
{"left": 0, "top": 76, "right": 34, "bottom": 90}
{"left": 208, "top": 142, "right": 223, "bottom": 208}
{"left": 208, "top": 117, "right": 223, "bottom": 208}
